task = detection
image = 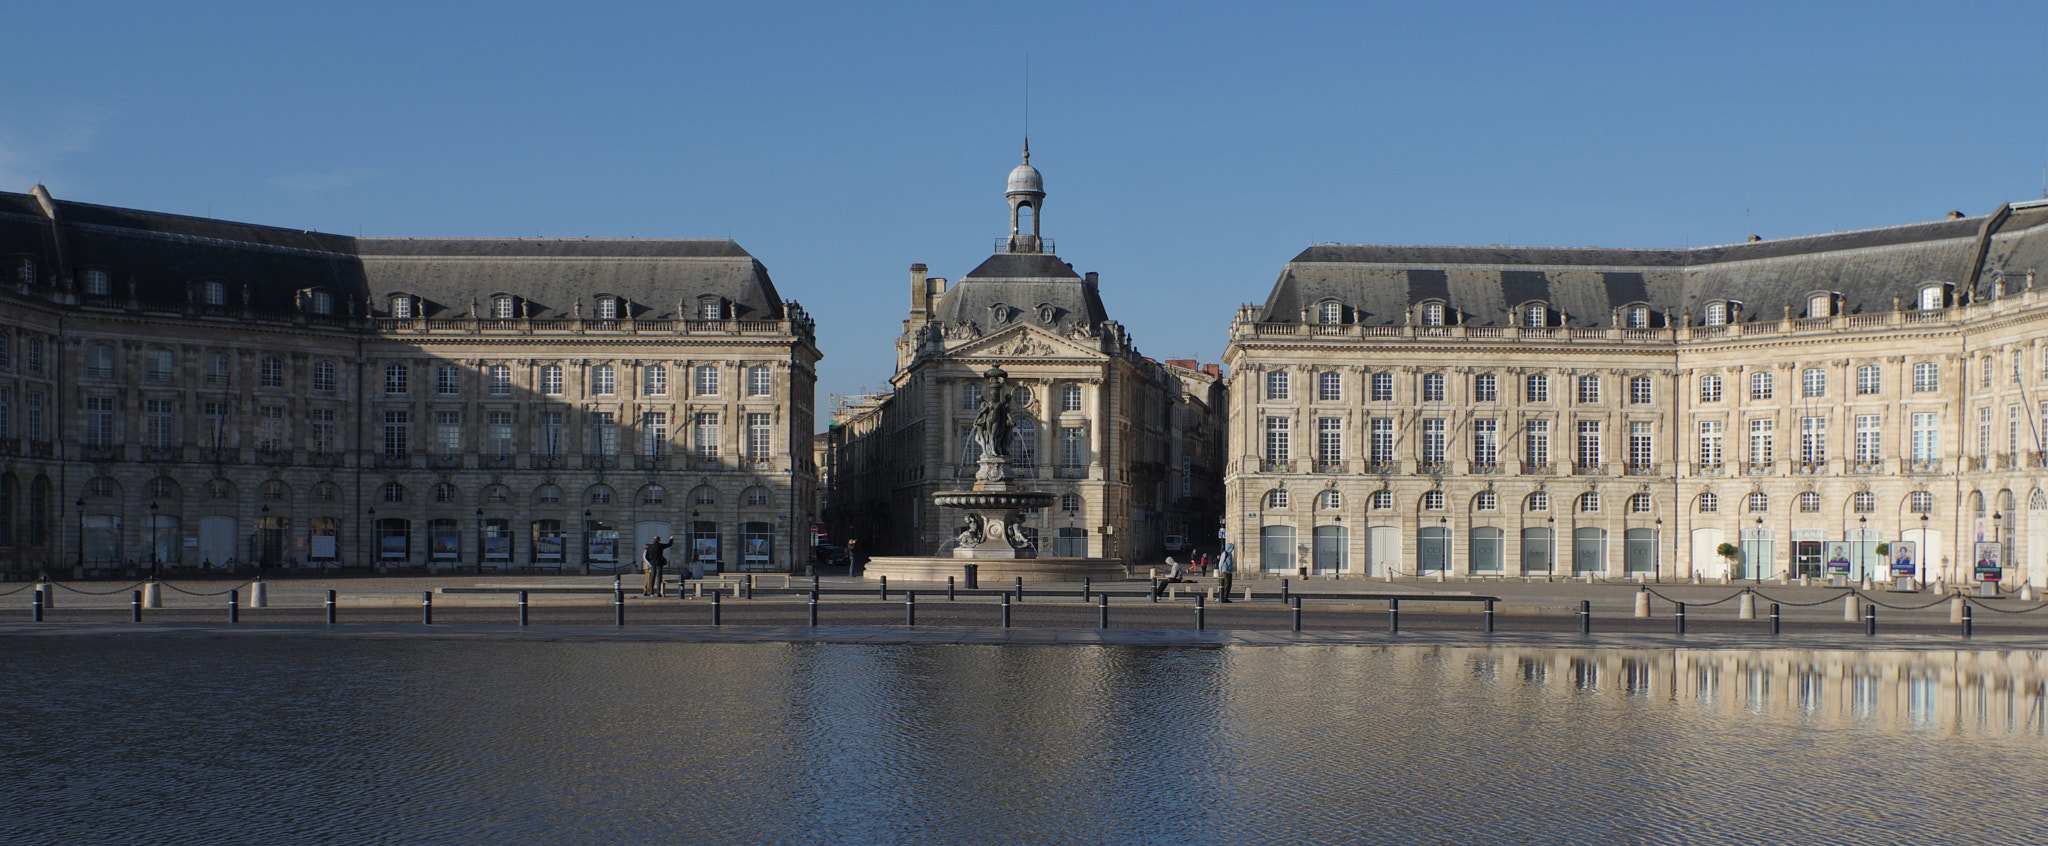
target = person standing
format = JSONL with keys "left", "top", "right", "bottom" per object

{"left": 643, "top": 536, "right": 674, "bottom": 597}
{"left": 1216, "top": 542, "right": 1236, "bottom": 602}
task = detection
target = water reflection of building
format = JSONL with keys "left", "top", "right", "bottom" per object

{"left": 0, "top": 185, "right": 819, "bottom": 576}
{"left": 1226, "top": 202, "right": 2048, "bottom": 585}
{"left": 827, "top": 148, "right": 1224, "bottom": 562}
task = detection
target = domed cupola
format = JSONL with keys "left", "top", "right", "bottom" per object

{"left": 1005, "top": 141, "right": 1047, "bottom": 253}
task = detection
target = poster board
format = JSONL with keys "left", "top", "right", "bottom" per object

{"left": 1823, "top": 542, "right": 1853, "bottom": 576}
{"left": 311, "top": 535, "right": 337, "bottom": 560}
{"left": 431, "top": 535, "right": 461, "bottom": 560}
{"left": 1890, "top": 540, "right": 1917, "bottom": 577}
{"left": 535, "top": 535, "right": 564, "bottom": 561}
{"left": 1975, "top": 542, "right": 2004, "bottom": 581}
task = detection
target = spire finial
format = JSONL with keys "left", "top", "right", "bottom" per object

{"left": 1023, "top": 137, "right": 1030, "bottom": 165}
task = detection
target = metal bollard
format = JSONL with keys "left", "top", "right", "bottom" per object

{"left": 230, "top": 589, "right": 241, "bottom": 624}
{"left": 1195, "top": 593, "right": 1206, "bottom": 631}
{"left": 614, "top": 586, "right": 625, "bottom": 627}
{"left": 811, "top": 573, "right": 821, "bottom": 595}
{"left": 905, "top": 590, "right": 916, "bottom": 627}
{"left": 1083, "top": 577, "right": 1092, "bottom": 603}
{"left": 1769, "top": 603, "right": 1781, "bottom": 636}
{"left": 1864, "top": 604, "right": 1876, "bottom": 636}
{"left": 1963, "top": 604, "right": 1974, "bottom": 638}
{"left": 1098, "top": 593, "right": 1109, "bottom": 629}
{"left": 32, "top": 588, "right": 43, "bottom": 622}
{"left": 1001, "top": 592, "right": 1012, "bottom": 628}
{"left": 132, "top": 590, "right": 142, "bottom": 623}
{"left": 420, "top": 590, "right": 431, "bottom": 625}
{"left": 948, "top": 576, "right": 956, "bottom": 602}
{"left": 37, "top": 582, "right": 53, "bottom": 609}
{"left": 1281, "top": 578, "right": 1290, "bottom": 604}
{"left": 251, "top": 581, "right": 268, "bottom": 609}
{"left": 711, "top": 591, "right": 722, "bottom": 626}
{"left": 1388, "top": 597, "right": 1400, "bottom": 634}
{"left": 809, "top": 590, "right": 819, "bottom": 626}
{"left": 1293, "top": 596, "right": 1303, "bottom": 632}
{"left": 1015, "top": 576, "right": 1025, "bottom": 603}
{"left": 325, "top": 590, "right": 337, "bottom": 625}
{"left": 742, "top": 578, "right": 752, "bottom": 601}
{"left": 1578, "top": 600, "right": 1591, "bottom": 635}
{"left": 518, "top": 590, "right": 530, "bottom": 627}
{"left": 1675, "top": 602, "right": 1687, "bottom": 635}
{"left": 878, "top": 575, "right": 888, "bottom": 601}
{"left": 1483, "top": 599, "right": 1495, "bottom": 634}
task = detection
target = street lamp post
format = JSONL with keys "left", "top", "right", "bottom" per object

{"left": 1654, "top": 517, "right": 1663, "bottom": 583}
{"left": 475, "top": 507, "right": 484, "bottom": 575}
{"left": 1920, "top": 513, "right": 1931, "bottom": 589}
{"left": 1858, "top": 515, "right": 1869, "bottom": 582}
{"left": 149, "top": 502, "right": 160, "bottom": 581}
{"left": 74, "top": 498, "right": 84, "bottom": 576}
{"left": 582, "top": 509, "right": 593, "bottom": 576}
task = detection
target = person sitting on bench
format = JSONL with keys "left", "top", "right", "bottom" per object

{"left": 1152, "top": 555, "right": 1186, "bottom": 599}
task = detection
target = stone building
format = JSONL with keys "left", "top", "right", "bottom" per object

{"left": 1225, "top": 201, "right": 2048, "bottom": 586}
{"left": 829, "top": 148, "right": 1222, "bottom": 563}
{"left": 0, "top": 185, "right": 818, "bottom": 578}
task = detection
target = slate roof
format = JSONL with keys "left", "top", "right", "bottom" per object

{"left": 1261, "top": 206, "right": 2048, "bottom": 327}
{"left": 930, "top": 251, "right": 1109, "bottom": 332}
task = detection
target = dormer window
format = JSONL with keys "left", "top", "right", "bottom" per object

{"left": 597, "top": 297, "right": 618, "bottom": 320}
{"left": 309, "top": 290, "right": 334, "bottom": 315}
{"left": 1521, "top": 303, "right": 1547, "bottom": 328}
{"left": 390, "top": 296, "right": 413, "bottom": 318}
{"left": 492, "top": 296, "right": 515, "bottom": 319}
{"left": 200, "top": 281, "right": 226, "bottom": 306}
{"left": 1317, "top": 301, "right": 1342, "bottom": 325}
{"left": 699, "top": 296, "right": 724, "bottom": 320}
{"left": 1918, "top": 284, "right": 1945, "bottom": 311}
{"left": 1807, "top": 293, "right": 1833, "bottom": 318}
{"left": 84, "top": 269, "right": 111, "bottom": 296}
{"left": 1704, "top": 302, "right": 1728, "bottom": 326}
{"left": 1420, "top": 302, "right": 1445, "bottom": 327}
{"left": 1625, "top": 306, "right": 1649, "bottom": 329}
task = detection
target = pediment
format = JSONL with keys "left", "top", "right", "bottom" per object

{"left": 944, "top": 323, "right": 1104, "bottom": 361}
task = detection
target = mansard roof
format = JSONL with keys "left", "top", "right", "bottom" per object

{"left": 357, "top": 237, "right": 783, "bottom": 319}
{"left": 1261, "top": 204, "right": 2048, "bottom": 326}
{"left": 932, "top": 251, "right": 1108, "bottom": 331}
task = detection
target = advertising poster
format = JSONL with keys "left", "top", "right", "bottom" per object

{"left": 311, "top": 535, "right": 337, "bottom": 559}
{"left": 1890, "top": 540, "right": 1917, "bottom": 577}
{"left": 1824, "top": 542, "right": 1853, "bottom": 576}
{"left": 536, "top": 535, "right": 564, "bottom": 561}
{"left": 432, "top": 535, "right": 460, "bottom": 560}
{"left": 484, "top": 536, "right": 512, "bottom": 559}
{"left": 381, "top": 534, "right": 408, "bottom": 559}
{"left": 694, "top": 538, "right": 719, "bottom": 562}
{"left": 588, "top": 532, "right": 617, "bottom": 561}
{"left": 1975, "top": 542, "right": 2004, "bottom": 581}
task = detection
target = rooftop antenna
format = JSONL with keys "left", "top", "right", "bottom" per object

{"left": 1024, "top": 54, "right": 1030, "bottom": 152}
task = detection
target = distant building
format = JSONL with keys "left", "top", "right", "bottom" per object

{"left": 0, "top": 185, "right": 818, "bottom": 578}
{"left": 829, "top": 148, "right": 1222, "bottom": 563}
{"left": 1226, "top": 202, "right": 2048, "bottom": 586}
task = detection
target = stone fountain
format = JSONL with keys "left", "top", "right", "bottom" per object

{"left": 863, "top": 366, "right": 1126, "bottom": 583}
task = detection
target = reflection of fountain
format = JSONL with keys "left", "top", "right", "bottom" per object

{"left": 864, "top": 366, "right": 1126, "bottom": 583}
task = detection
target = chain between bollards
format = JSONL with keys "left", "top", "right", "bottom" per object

{"left": 420, "top": 590, "right": 431, "bottom": 625}
{"left": 518, "top": 590, "right": 529, "bottom": 627}
{"left": 325, "top": 589, "right": 337, "bottom": 625}
{"left": 1769, "top": 603, "right": 1781, "bottom": 636}
{"left": 1098, "top": 592, "right": 1109, "bottom": 629}
{"left": 711, "top": 591, "right": 722, "bottom": 626}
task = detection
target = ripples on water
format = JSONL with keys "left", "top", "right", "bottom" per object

{"left": 3, "top": 640, "right": 2047, "bottom": 845}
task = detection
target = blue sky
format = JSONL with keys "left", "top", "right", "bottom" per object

{"left": 6, "top": 2, "right": 2045, "bottom": 417}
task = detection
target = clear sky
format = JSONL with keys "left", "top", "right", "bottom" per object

{"left": 6, "top": 2, "right": 2046, "bottom": 421}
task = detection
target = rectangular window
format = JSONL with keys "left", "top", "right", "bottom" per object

{"left": 645, "top": 411, "right": 671, "bottom": 456}
{"left": 385, "top": 364, "right": 409, "bottom": 395}
{"left": 1800, "top": 416, "right": 1827, "bottom": 464}
{"left": 435, "top": 411, "right": 461, "bottom": 454}
{"left": 1525, "top": 419, "right": 1550, "bottom": 467}
{"left": 1060, "top": 385, "right": 1083, "bottom": 412}
{"left": 1576, "top": 376, "right": 1600, "bottom": 404}
{"left": 203, "top": 401, "right": 230, "bottom": 449}
{"left": 26, "top": 392, "right": 44, "bottom": 441}
{"left": 1059, "top": 426, "right": 1085, "bottom": 467}
{"left": 1913, "top": 363, "right": 1937, "bottom": 392}
{"left": 1316, "top": 417, "right": 1342, "bottom": 463}
{"left": 592, "top": 411, "right": 618, "bottom": 456}
{"left": 206, "top": 353, "right": 230, "bottom": 386}
{"left": 0, "top": 387, "right": 13, "bottom": 440}
{"left": 1422, "top": 373, "right": 1445, "bottom": 403}
{"left": 1576, "top": 420, "right": 1601, "bottom": 466}
{"left": 1317, "top": 372, "right": 1342, "bottom": 402}
{"left": 1857, "top": 365, "right": 1880, "bottom": 395}
{"left": 146, "top": 399, "right": 175, "bottom": 448}
{"left": 84, "top": 396, "right": 115, "bottom": 448}
{"left": 1265, "top": 371, "right": 1290, "bottom": 401}
{"left": 692, "top": 412, "right": 719, "bottom": 457}
{"left": 1629, "top": 420, "right": 1652, "bottom": 467}
{"left": 488, "top": 365, "right": 512, "bottom": 396}
{"left": 383, "top": 410, "right": 410, "bottom": 456}
{"left": 1629, "top": 376, "right": 1651, "bottom": 405}
{"left": 1473, "top": 418, "right": 1498, "bottom": 465}
{"left": 258, "top": 405, "right": 286, "bottom": 452}
{"left": 488, "top": 410, "right": 514, "bottom": 456}
{"left": 687, "top": 365, "right": 713, "bottom": 397}
{"left": 646, "top": 365, "right": 669, "bottom": 396}
{"left": 1855, "top": 415, "right": 1880, "bottom": 464}
{"left": 1370, "top": 372, "right": 1393, "bottom": 402}
{"left": 147, "top": 350, "right": 175, "bottom": 383}
{"left": 594, "top": 365, "right": 615, "bottom": 396}
{"left": 1749, "top": 419, "right": 1774, "bottom": 465}
{"left": 1750, "top": 372, "right": 1773, "bottom": 400}
{"left": 1264, "top": 416, "right": 1290, "bottom": 462}
{"left": 1368, "top": 417, "right": 1394, "bottom": 463}
{"left": 1911, "top": 413, "right": 1939, "bottom": 461}
{"left": 436, "top": 364, "right": 460, "bottom": 395}
{"left": 2010, "top": 405, "right": 2023, "bottom": 457}
{"left": 86, "top": 345, "right": 114, "bottom": 379}
{"left": 1470, "top": 373, "right": 1497, "bottom": 403}
{"left": 1699, "top": 420, "right": 1723, "bottom": 466}
{"left": 539, "top": 411, "right": 564, "bottom": 456}
{"left": 311, "top": 408, "right": 337, "bottom": 452}
{"left": 1700, "top": 375, "right": 1722, "bottom": 403}
{"left": 748, "top": 366, "right": 772, "bottom": 397}
{"left": 962, "top": 384, "right": 983, "bottom": 412}
{"left": 1526, "top": 374, "right": 1549, "bottom": 403}
{"left": 747, "top": 412, "right": 773, "bottom": 461}
{"left": 1421, "top": 418, "right": 1446, "bottom": 464}
{"left": 541, "top": 364, "right": 563, "bottom": 396}
{"left": 260, "top": 357, "right": 284, "bottom": 388}
{"left": 1979, "top": 407, "right": 1992, "bottom": 458}
{"left": 312, "top": 361, "right": 336, "bottom": 392}
{"left": 1802, "top": 368, "right": 1826, "bottom": 398}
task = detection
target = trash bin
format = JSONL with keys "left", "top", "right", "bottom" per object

{"left": 963, "top": 563, "right": 979, "bottom": 590}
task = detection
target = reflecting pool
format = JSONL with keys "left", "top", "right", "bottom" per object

{"left": 3, "top": 640, "right": 2046, "bottom": 845}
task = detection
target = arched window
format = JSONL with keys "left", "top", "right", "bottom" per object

{"left": 200, "top": 281, "right": 226, "bottom": 306}
{"left": 1474, "top": 491, "right": 1497, "bottom": 511}
{"left": 1909, "top": 490, "right": 1933, "bottom": 514}
{"left": 597, "top": 297, "right": 619, "bottom": 319}
{"left": 86, "top": 477, "right": 117, "bottom": 498}
{"left": 147, "top": 477, "right": 181, "bottom": 499}
{"left": 535, "top": 484, "right": 561, "bottom": 504}
{"left": 492, "top": 296, "right": 515, "bottom": 319}
{"left": 432, "top": 482, "right": 456, "bottom": 503}
{"left": 1697, "top": 492, "right": 1718, "bottom": 513}
{"left": 691, "top": 485, "right": 717, "bottom": 505}
{"left": 640, "top": 485, "right": 666, "bottom": 505}
{"left": 1798, "top": 491, "right": 1820, "bottom": 512}
{"left": 206, "top": 479, "right": 234, "bottom": 500}
{"left": 1807, "top": 293, "right": 1832, "bottom": 318}
{"left": 587, "top": 485, "right": 615, "bottom": 505}
{"left": 84, "top": 269, "right": 112, "bottom": 296}
{"left": 486, "top": 485, "right": 510, "bottom": 503}
{"left": 1704, "top": 302, "right": 1728, "bottom": 326}
{"left": 1627, "top": 493, "right": 1652, "bottom": 513}
{"left": 1578, "top": 492, "right": 1600, "bottom": 513}
{"left": 1625, "top": 306, "right": 1650, "bottom": 329}
{"left": 1746, "top": 492, "right": 1769, "bottom": 513}
{"left": 260, "top": 481, "right": 290, "bottom": 503}
{"left": 382, "top": 482, "right": 407, "bottom": 503}
{"left": 1423, "top": 490, "right": 1445, "bottom": 510}
{"left": 1526, "top": 491, "right": 1549, "bottom": 512}
{"left": 389, "top": 295, "right": 411, "bottom": 318}
{"left": 1918, "top": 285, "right": 1944, "bottom": 310}
{"left": 1369, "top": 490, "right": 1392, "bottom": 510}
{"left": 310, "top": 290, "right": 334, "bottom": 315}
{"left": 1267, "top": 489, "right": 1289, "bottom": 509}
{"left": 315, "top": 482, "right": 340, "bottom": 501}
{"left": 744, "top": 486, "right": 771, "bottom": 507}
{"left": 1522, "top": 303, "right": 1547, "bottom": 328}
{"left": 1421, "top": 302, "right": 1445, "bottom": 327}
{"left": 1318, "top": 490, "right": 1341, "bottom": 509}
{"left": 1853, "top": 491, "right": 1875, "bottom": 513}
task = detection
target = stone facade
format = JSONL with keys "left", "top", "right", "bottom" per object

{"left": 827, "top": 151, "right": 1223, "bottom": 564}
{"left": 1225, "top": 201, "right": 2048, "bottom": 586}
{"left": 0, "top": 186, "right": 818, "bottom": 578}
